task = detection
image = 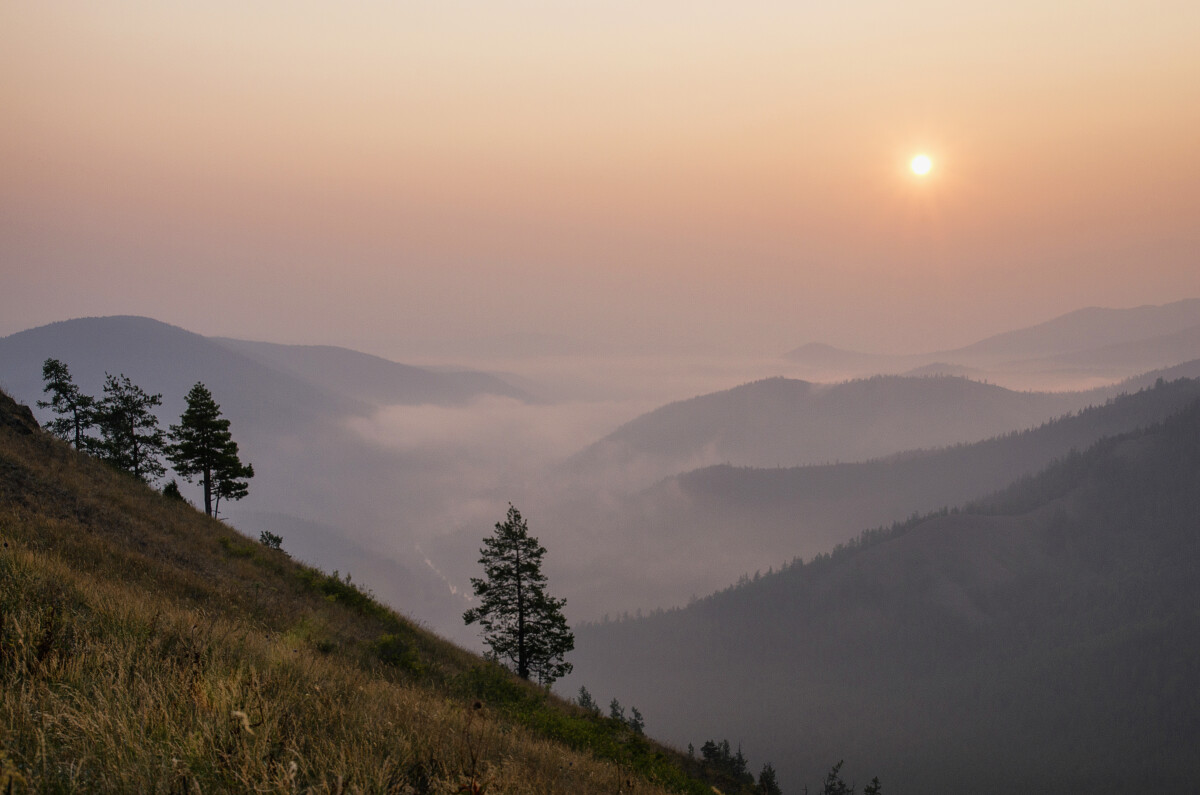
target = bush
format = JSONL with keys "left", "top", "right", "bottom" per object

{"left": 258, "top": 530, "right": 284, "bottom": 551}
{"left": 372, "top": 633, "right": 423, "bottom": 675}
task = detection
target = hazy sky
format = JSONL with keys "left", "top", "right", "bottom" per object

{"left": 3, "top": 1, "right": 1198, "bottom": 359}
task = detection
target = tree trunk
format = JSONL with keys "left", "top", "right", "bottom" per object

{"left": 202, "top": 464, "right": 212, "bottom": 516}
{"left": 516, "top": 546, "right": 527, "bottom": 679}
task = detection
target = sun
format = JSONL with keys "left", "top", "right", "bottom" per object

{"left": 910, "top": 154, "right": 933, "bottom": 176}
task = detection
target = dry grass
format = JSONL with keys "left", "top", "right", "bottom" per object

{"left": 0, "top": 393, "right": 705, "bottom": 794}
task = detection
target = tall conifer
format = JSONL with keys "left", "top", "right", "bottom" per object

{"left": 463, "top": 504, "right": 574, "bottom": 684}
{"left": 95, "top": 373, "right": 166, "bottom": 483}
{"left": 37, "top": 358, "right": 95, "bottom": 449}
{"left": 168, "top": 383, "right": 252, "bottom": 516}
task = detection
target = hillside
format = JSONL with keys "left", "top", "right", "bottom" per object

{"left": 0, "top": 316, "right": 535, "bottom": 634}
{"left": 0, "top": 317, "right": 527, "bottom": 426}
{"left": 212, "top": 337, "right": 529, "bottom": 406}
{"left": 782, "top": 299, "right": 1200, "bottom": 385}
{"left": 566, "top": 393, "right": 1200, "bottom": 793}
{"left": 570, "top": 375, "right": 1087, "bottom": 487}
{"left": 0, "top": 388, "right": 728, "bottom": 794}
{"left": 0, "top": 316, "right": 359, "bottom": 433}
{"left": 1034, "top": 322, "right": 1200, "bottom": 372}
{"left": 947, "top": 298, "right": 1200, "bottom": 360}
{"left": 549, "top": 377, "right": 1200, "bottom": 614}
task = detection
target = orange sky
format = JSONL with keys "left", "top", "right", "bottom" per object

{"left": 2, "top": 2, "right": 1198, "bottom": 357}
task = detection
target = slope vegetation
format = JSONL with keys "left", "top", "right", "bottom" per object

{"left": 0, "top": 389, "right": 718, "bottom": 794}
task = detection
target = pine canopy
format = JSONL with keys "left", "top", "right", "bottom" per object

{"left": 168, "top": 383, "right": 252, "bottom": 516}
{"left": 464, "top": 504, "right": 574, "bottom": 684}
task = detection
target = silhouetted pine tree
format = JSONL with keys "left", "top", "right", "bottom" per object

{"left": 37, "top": 358, "right": 95, "bottom": 449}
{"left": 95, "top": 373, "right": 166, "bottom": 483}
{"left": 758, "top": 763, "right": 782, "bottom": 795}
{"left": 463, "top": 504, "right": 574, "bottom": 684}
{"left": 168, "top": 383, "right": 253, "bottom": 516}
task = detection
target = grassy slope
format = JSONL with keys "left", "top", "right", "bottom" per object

{"left": 0, "top": 390, "right": 723, "bottom": 794}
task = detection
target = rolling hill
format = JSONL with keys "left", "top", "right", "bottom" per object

{"left": 784, "top": 298, "right": 1200, "bottom": 386}
{"left": 0, "top": 316, "right": 527, "bottom": 428}
{"left": 1033, "top": 321, "right": 1200, "bottom": 372}
{"left": 565, "top": 392, "right": 1200, "bottom": 793}
{"left": 212, "top": 337, "right": 530, "bottom": 406}
{"left": 946, "top": 298, "right": 1200, "bottom": 361}
{"left": 536, "top": 376, "right": 1200, "bottom": 618}
{"left": 0, "top": 315, "right": 358, "bottom": 433}
{"left": 569, "top": 375, "right": 1089, "bottom": 487}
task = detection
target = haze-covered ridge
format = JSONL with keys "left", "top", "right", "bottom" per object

{"left": 784, "top": 299, "right": 1200, "bottom": 385}
{"left": 552, "top": 376, "right": 1200, "bottom": 617}
{"left": 949, "top": 298, "right": 1200, "bottom": 359}
{"left": 1035, "top": 321, "right": 1200, "bottom": 371}
{"left": 571, "top": 374, "right": 1086, "bottom": 483}
{"left": 213, "top": 337, "right": 530, "bottom": 406}
{"left": 0, "top": 315, "right": 362, "bottom": 430}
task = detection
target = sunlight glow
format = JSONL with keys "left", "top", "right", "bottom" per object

{"left": 910, "top": 154, "right": 933, "bottom": 176}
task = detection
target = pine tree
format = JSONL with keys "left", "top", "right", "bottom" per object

{"left": 36, "top": 358, "right": 95, "bottom": 449}
{"left": 168, "top": 383, "right": 252, "bottom": 516}
{"left": 463, "top": 504, "right": 574, "bottom": 684}
{"left": 822, "top": 760, "right": 852, "bottom": 795}
{"left": 628, "top": 706, "right": 645, "bottom": 735}
{"left": 758, "top": 763, "right": 782, "bottom": 795}
{"left": 213, "top": 458, "right": 254, "bottom": 517}
{"left": 577, "top": 686, "right": 600, "bottom": 714}
{"left": 95, "top": 373, "right": 166, "bottom": 483}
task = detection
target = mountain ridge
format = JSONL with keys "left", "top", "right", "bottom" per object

{"left": 543, "top": 376, "right": 1200, "bottom": 618}
{"left": 784, "top": 298, "right": 1200, "bottom": 381}
{"left": 566, "top": 392, "right": 1200, "bottom": 793}
{"left": 570, "top": 374, "right": 1090, "bottom": 486}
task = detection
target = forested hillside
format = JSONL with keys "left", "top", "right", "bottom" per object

{"left": 549, "top": 377, "right": 1200, "bottom": 615}
{"left": 568, "top": 394, "right": 1200, "bottom": 793}
{"left": 571, "top": 375, "right": 1091, "bottom": 486}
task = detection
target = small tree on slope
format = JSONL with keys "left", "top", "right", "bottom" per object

{"left": 168, "top": 383, "right": 253, "bottom": 516}
{"left": 95, "top": 373, "right": 166, "bottom": 484}
{"left": 463, "top": 504, "right": 574, "bottom": 684}
{"left": 213, "top": 456, "right": 254, "bottom": 517}
{"left": 37, "top": 358, "right": 95, "bottom": 449}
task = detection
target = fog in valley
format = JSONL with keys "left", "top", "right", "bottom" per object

{"left": 4, "top": 304, "right": 1199, "bottom": 646}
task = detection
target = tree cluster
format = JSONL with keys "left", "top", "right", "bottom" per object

{"left": 695, "top": 738, "right": 864, "bottom": 795}
{"left": 821, "top": 760, "right": 882, "bottom": 795}
{"left": 37, "top": 358, "right": 253, "bottom": 516}
{"left": 699, "top": 739, "right": 750, "bottom": 782}
{"left": 590, "top": 694, "right": 645, "bottom": 735}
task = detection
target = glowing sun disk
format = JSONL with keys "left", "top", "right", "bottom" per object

{"left": 911, "top": 154, "right": 932, "bottom": 176}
